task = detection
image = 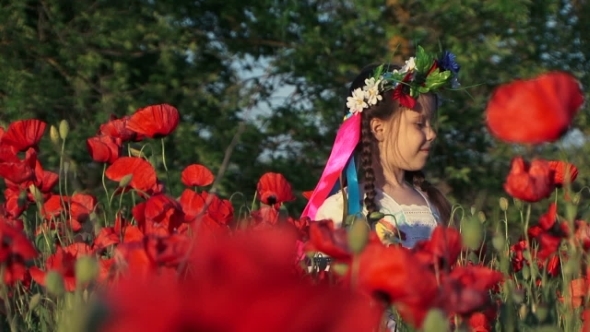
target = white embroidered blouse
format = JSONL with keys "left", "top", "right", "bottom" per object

{"left": 315, "top": 187, "right": 440, "bottom": 248}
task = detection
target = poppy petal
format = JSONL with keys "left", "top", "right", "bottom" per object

{"left": 126, "top": 104, "right": 180, "bottom": 138}
{"left": 181, "top": 164, "right": 214, "bottom": 187}
{"left": 105, "top": 157, "right": 157, "bottom": 192}
{"left": 2, "top": 119, "right": 47, "bottom": 152}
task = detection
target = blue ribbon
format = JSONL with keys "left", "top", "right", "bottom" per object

{"left": 346, "top": 155, "right": 361, "bottom": 215}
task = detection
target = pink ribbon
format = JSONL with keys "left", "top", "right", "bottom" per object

{"left": 301, "top": 113, "right": 361, "bottom": 220}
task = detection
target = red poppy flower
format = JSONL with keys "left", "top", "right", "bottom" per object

{"left": 510, "top": 240, "right": 529, "bottom": 272}
{"left": 3, "top": 188, "right": 26, "bottom": 218}
{"left": 355, "top": 242, "right": 439, "bottom": 327}
{"left": 0, "top": 221, "right": 38, "bottom": 285}
{"left": 306, "top": 219, "right": 352, "bottom": 261}
{"left": 574, "top": 220, "right": 590, "bottom": 251}
{"left": 467, "top": 306, "right": 499, "bottom": 332}
{"left": 181, "top": 164, "right": 214, "bottom": 187}
{"left": 2, "top": 119, "right": 47, "bottom": 152}
{"left": 288, "top": 217, "right": 311, "bottom": 241}
{"left": 70, "top": 193, "right": 97, "bottom": 223}
{"left": 548, "top": 160, "right": 578, "bottom": 187}
{"left": 30, "top": 243, "right": 94, "bottom": 291}
{"left": 436, "top": 266, "right": 503, "bottom": 316}
{"left": 0, "top": 148, "right": 36, "bottom": 185}
{"left": 178, "top": 189, "right": 233, "bottom": 231}
{"left": 126, "top": 104, "right": 180, "bottom": 138}
{"left": 105, "top": 157, "right": 157, "bottom": 192}
{"left": 250, "top": 206, "right": 281, "bottom": 226}
{"left": 33, "top": 160, "right": 59, "bottom": 193}
{"left": 100, "top": 228, "right": 382, "bottom": 332}
{"left": 504, "top": 157, "right": 554, "bottom": 202}
{"left": 142, "top": 194, "right": 185, "bottom": 234}
{"left": 93, "top": 227, "right": 120, "bottom": 251}
{"left": 528, "top": 203, "right": 568, "bottom": 239}
{"left": 40, "top": 194, "right": 83, "bottom": 232}
{"left": 256, "top": 172, "right": 296, "bottom": 207}
{"left": 100, "top": 115, "right": 143, "bottom": 142}
{"left": 392, "top": 72, "right": 416, "bottom": 109}
{"left": 86, "top": 135, "right": 121, "bottom": 164}
{"left": 486, "top": 71, "right": 584, "bottom": 144}
{"left": 412, "top": 226, "right": 463, "bottom": 270}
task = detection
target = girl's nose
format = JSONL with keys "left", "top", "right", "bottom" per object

{"left": 426, "top": 126, "right": 437, "bottom": 141}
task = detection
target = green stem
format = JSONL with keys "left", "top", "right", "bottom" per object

{"left": 101, "top": 163, "right": 111, "bottom": 213}
{"left": 161, "top": 138, "right": 169, "bottom": 172}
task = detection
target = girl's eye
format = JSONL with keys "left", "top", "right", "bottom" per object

{"left": 416, "top": 122, "right": 425, "bottom": 128}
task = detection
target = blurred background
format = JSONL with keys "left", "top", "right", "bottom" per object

{"left": 1, "top": 0, "right": 589, "bottom": 216}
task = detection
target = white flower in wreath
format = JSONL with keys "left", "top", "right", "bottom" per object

{"left": 363, "top": 77, "right": 383, "bottom": 106}
{"left": 400, "top": 57, "right": 416, "bottom": 73}
{"left": 346, "top": 88, "right": 368, "bottom": 113}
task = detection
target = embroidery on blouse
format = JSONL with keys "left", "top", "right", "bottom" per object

{"left": 375, "top": 188, "right": 439, "bottom": 248}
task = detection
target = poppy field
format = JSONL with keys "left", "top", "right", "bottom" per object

{"left": 0, "top": 71, "right": 586, "bottom": 332}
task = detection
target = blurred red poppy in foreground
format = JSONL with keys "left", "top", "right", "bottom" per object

{"left": 504, "top": 157, "right": 554, "bottom": 202}
{"left": 97, "top": 229, "right": 382, "bottom": 332}
{"left": 486, "top": 71, "right": 584, "bottom": 144}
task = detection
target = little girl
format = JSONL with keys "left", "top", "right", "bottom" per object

{"left": 302, "top": 47, "right": 459, "bottom": 248}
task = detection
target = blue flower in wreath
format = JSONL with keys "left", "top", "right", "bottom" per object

{"left": 438, "top": 51, "right": 460, "bottom": 74}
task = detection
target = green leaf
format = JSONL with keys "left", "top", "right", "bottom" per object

{"left": 373, "top": 64, "right": 384, "bottom": 79}
{"left": 414, "top": 46, "right": 434, "bottom": 72}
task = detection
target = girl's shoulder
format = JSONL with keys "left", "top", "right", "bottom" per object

{"left": 315, "top": 190, "right": 346, "bottom": 227}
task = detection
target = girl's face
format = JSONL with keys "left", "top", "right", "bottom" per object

{"left": 374, "top": 95, "right": 438, "bottom": 172}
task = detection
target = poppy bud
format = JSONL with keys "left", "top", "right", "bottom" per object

{"left": 518, "top": 304, "right": 528, "bottom": 320}
{"left": 563, "top": 258, "right": 579, "bottom": 276}
{"left": 348, "top": 219, "right": 369, "bottom": 254}
{"left": 331, "top": 262, "right": 349, "bottom": 276}
{"left": 129, "top": 148, "right": 143, "bottom": 157}
{"left": 422, "top": 309, "right": 449, "bottom": 332}
{"left": 499, "top": 197, "right": 509, "bottom": 211}
{"left": 368, "top": 211, "right": 385, "bottom": 223}
{"left": 492, "top": 235, "right": 505, "bottom": 252}
{"left": 534, "top": 303, "right": 548, "bottom": 322}
{"left": 565, "top": 203, "right": 577, "bottom": 222}
{"left": 75, "top": 256, "right": 98, "bottom": 285}
{"left": 45, "top": 271, "right": 65, "bottom": 296}
{"left": 50, "top": 125, "right": 60, "bottom": 145}
{"left": 522, "top": 265, "right": 531, "bottom": 280}
{"left": 28, "top": 293, "right": 42, "bottom": 311}
{"left": 118, "top": 174, "right": 133, "bottom": 188}
{"left": 59, "top": 120, "right": 69, "bottom": 140}
{"left": 512, "top": 289, "right": 524, "bottom": 303}
{"left": 461, "top": 218, "right": 483, "bottom": 250}
{"left": 477, "top": 211, "right": 486, "bottom": 223}
{"left": 572, "top": 193, "right": 581, "bottom": 205}
{"left": 28, "top": 184, "right": 44, "bottom": 203}
{"left": 523, "top": 250, "right": 532, "bottom": 262}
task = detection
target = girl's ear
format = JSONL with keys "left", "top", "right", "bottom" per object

{"left": 370, "top": 118, "right": 386, "bottom": 142}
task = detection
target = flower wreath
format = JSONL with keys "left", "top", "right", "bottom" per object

{"left": 302, "top": 46, "right": 461, "bottom": 221}
{"left": 346, "top": 46, "right": 461, "bottom": 113}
